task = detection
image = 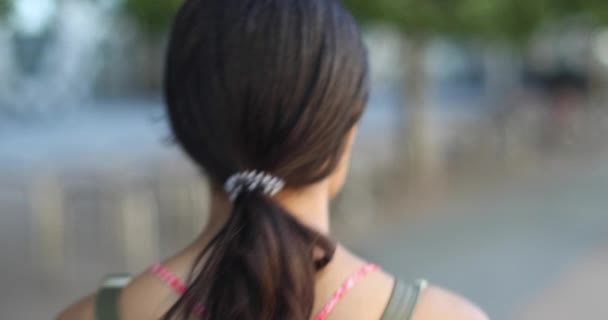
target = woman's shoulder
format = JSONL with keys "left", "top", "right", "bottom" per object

{"left": 412, "top": 285, "right": 489, "bottom": 320}
{"left": 56, "top": 294, "right": 96, "bottom": 320}
{"left": 56, "top": 271, "right": 165, "bottom": 320}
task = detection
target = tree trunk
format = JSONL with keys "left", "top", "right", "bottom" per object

{"left": 401, "top": 36, "right": 441, "bottom": 184}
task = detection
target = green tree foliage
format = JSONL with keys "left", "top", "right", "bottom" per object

{"left": 0, "top": 0, "right": 10, "bottom": 18}
{"left": 120, "top": 0, "right": 608, "bottom": 40}
{"left": 343, "top": 0, "right": 606, "bottom": 41}
{"left": 123, "top": 0, "right": 183, "bottom": 35}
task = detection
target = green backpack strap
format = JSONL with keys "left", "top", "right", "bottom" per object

{"left": 381, "top": 279, "right": 428, "bottom": 320}
{"left": 95, "top": 275, "right": 131, "bottom": 320}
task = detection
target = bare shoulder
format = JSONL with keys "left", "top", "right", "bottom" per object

{"left": 413, "top": 285, "right": 489, "bottom": 320}
{"left": 56, "top": 294, "right": 96, "bottom": 320}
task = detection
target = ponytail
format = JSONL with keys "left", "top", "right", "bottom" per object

{"left": 162, "top": 0, "right": 369, "bottom": 318}
{"left": 163, "top": 190, "right": 336, "bottom": 320}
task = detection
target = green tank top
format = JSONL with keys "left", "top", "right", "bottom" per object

{"left": 95, "top": 276, "right": 426, "bottom": 320}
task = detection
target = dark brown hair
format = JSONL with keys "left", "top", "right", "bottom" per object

{"left": 163, "top": 0, "right": 369, "bottom": 319}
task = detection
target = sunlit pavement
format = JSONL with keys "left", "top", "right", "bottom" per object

{"left": 1, "top": 104, "right": 607, "bottom": 319}
{"left": 354, "top": 150, "right": 608, "bottom": 320}
{"left": 517, "top": 248, "right": 608, "bottom": 320}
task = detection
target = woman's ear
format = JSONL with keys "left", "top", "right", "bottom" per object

{"left": 328, "top": 125, "right": 358, "bottom": 199}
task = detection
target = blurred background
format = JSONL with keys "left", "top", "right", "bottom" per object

{"left": 1, "top": 0, "right": 608, "bottom": 319}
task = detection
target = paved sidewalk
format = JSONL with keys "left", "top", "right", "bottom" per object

{"left": 517, "top": 248, "right": 608, "bottom": 319}
{"left": 350, "top": 152, "right": 608, "bottom": 320}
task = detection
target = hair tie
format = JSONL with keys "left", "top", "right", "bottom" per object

{"left": 224, "top": 170, "right": 285, "bottom": 201}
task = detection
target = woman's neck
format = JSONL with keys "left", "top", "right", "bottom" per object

{"left": 193, "top": 182, "right": 332, "bottom": 251}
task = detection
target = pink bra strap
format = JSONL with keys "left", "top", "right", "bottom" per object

{"left": 149, "top": 264, "right": 204, "bottom": 315}
{"left": 314, "top": 263, "right": 380, "bottom": 320}
{"left": 150, "top": 264, "right": 188, "bottom": 294}
{"left": 150, "top": 263, "right": 380, "bottom": 320}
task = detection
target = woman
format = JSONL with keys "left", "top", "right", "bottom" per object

{"left": 59, "top": 0, "right": 488, "bottom": 319}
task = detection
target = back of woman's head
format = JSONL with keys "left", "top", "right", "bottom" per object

{"left": 164, "top": 0, "right": 369, "bottom": 319}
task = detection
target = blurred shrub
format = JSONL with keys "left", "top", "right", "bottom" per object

{"left": 122, "top": 0, "right": 183, "bottom": 36}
